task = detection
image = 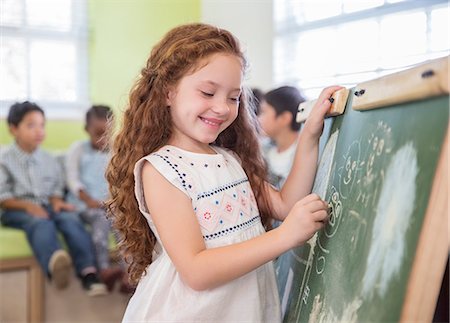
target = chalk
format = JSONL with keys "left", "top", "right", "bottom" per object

{"left": 327, "top": 204, "right": 333, "bottom": 215}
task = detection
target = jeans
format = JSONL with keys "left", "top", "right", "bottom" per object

{"left": 1, "top": 205, "right": 96, "bottom": 277}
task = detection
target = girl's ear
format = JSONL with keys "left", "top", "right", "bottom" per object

{"left": 166, "top": 87, "right": 176, "bottom": 106}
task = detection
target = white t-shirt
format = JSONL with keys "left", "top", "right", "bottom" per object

{"left": 266, "top": 141, "right": 297, "bottom": 189}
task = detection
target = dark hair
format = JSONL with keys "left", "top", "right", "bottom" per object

{"left": 250, "top": 88, "right": 264, "bottom": 115}
{"left": 264, "top": 86, "right": 305, "bottom": 131}
{"left": 7, "top": 101, "right": 45, "bottom": 126}
{"left": 86, "top": 105, "right": 113, "bottom": 125}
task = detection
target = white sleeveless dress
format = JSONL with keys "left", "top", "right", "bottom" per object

{"left": 123, "top": 145, "right": 281, "bottom": 322}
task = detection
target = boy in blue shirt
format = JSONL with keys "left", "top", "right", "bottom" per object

{"left": 0, "top": 101, "right": 107, "bottom": 296}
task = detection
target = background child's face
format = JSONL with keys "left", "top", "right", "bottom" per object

{"left": 258, "top": 101, "right": 285, "bottom": 139}
{"left": 86, "top": 117, "right": 109, "bottom": 150}
{"left": 166, "top": 53, "right": 243, "bottom": 150}
{"left": 9, "top": 111, "right": 46, "bottom": 152}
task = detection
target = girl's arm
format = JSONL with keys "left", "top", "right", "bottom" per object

{"left": 267, "top": 86, "right": 343, "bottom": 220}
{"left": 142, "top": 162, "right": 328, "bottom": 291}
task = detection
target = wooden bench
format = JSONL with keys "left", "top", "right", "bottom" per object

{"left": 0, "top": 226, "right": 45, "bottom": 322}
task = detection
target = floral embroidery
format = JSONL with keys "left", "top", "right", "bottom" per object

{"left": 152, "top": 146, "right": 260, "bottom": 239}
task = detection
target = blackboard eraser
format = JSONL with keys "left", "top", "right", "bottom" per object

{"left": 296, "top": 88, "right": 349, "bottom": 123}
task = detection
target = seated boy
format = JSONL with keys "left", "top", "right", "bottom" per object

{"left": 257, "top": 86, "right": 306, "bottom": 189}
{"left": 0, "top": 101, "right": 107, "bottom": 296}
{"left": 65, "top": 105, "right": 133, "bottom": 293}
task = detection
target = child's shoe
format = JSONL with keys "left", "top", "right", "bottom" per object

{"left": 81, "top": 273, "right": 108, "bottom": 296}
{"left": 48, "top": 249, "right": 72, "bottom": 289}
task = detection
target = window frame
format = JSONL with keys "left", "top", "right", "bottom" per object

{"left": 274, "top": 0, "right": 449, "bottom": 98}
{"left": 0, "top": 0, "right": 89, "bottom": 120}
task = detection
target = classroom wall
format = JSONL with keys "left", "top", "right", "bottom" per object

{"left": 89, "top": 0, "right": 200, "bottom": 111}
{"left": 0, "top": 0, "right": 200, "bottom": 149}
{"left": 201, "top": 0, "right": 274, "bottom": 91}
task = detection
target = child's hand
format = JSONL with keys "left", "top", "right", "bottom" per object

{"left": 279, "top": 193, "right": 329, "bottom": 248}
{"left": 303, "top": 86, "right": 344, "bottom": 140}
{"left": 51, "top": 198, "right": 76, "bottom": 212}
{"left": 86, "top": 198, "right": 103, "bottom": 209}
{"left": 25, "top": 203, "right": 49, "bottom": 218}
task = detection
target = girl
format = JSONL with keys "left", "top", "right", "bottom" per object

{"left": 106, "top": 23, "right": 341, "bottom": 322}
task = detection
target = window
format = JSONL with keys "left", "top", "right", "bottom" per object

{"left": 0, "top": 0, "right": 88, "bottom": 119}
{"left": 274, "top": 0, "right": 449, "bottom": 99}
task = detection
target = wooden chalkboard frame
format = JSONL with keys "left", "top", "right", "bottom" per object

{"left": 400, "top": 130, "right": 448, "bottom": 322}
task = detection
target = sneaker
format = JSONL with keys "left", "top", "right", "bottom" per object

{"left": 48, "top": 249, "right": 72, "bottom": 289}
{"left": 81, "top": 273, "right": 108, "bottom": 297}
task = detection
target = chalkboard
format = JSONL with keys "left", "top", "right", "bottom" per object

{"left": 276, "top": 58, "right": 449, "bottom": 323}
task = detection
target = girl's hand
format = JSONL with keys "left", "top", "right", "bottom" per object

{"left": 303, "top": 85, "right": 344, "bottom": 140}
{"left": 279, "top": 193, "right": 329, "bottom": 248}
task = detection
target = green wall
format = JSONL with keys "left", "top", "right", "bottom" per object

{"left": 0, "top": 122, "right": 87, "bottom": 152}
{"left": 89, "top": 0, "right": 200, "bottom": 111}
{"left": 0, "top": 0, "right": 200, "bottom": 150}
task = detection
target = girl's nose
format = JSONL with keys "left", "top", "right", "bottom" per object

{"left": 211, "top": 98, "right": 231, "bottom": 115}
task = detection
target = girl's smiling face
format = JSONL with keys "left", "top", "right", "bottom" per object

{"left": 166, "top": 53, "right": 243, "bottom": 153}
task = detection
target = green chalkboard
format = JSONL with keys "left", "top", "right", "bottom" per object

{"left": 276, "top": 92, "right": 449, "bottom": 322}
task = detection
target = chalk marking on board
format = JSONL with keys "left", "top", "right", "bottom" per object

{"left": 348, "top": 210, "right": 368, "bottom": 252}
{"left": 302, "top": 285, "right": 311, "bottom": 305}
{"left": 362, "top": 122, "right": 394, "bottom": 189}
{"left": 313, "top": 130, "right": 339, "bottom": 199}
{"left": 362, "top": 142, "right": 418, "bottom": 297}
{"left": 315, "top": 255, "right": 326, "bottom": 275}
{"left": 316, "top": 237, "right": 330, "bottom": 254}
{"left": 309, "top": 294, "right": 323, "bottom": 323}
{"left": 308, "top": 296, "right": 362, "bottom": 323}
{"left": 289, "top": 249, "right": 309, "bottom": 266}
{"left": 295, "top": 235, "right": 318, "bottom": 316}
{"left": 371, "top": 169, "right": 384, "bottom": 209}
{"left": 324, "top": 188, "right": 343, "bottom": 238}
{"left": 338, "top": 140, "right": 361, "bottom": 200}
{"left": 281, "top": 268, "right": 294, "bottom": 318}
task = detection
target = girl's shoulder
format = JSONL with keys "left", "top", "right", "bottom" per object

{"left": 134, "top": 145, "right": 198, "bottom": 199}
{"left": 212, "top": 146, "right": 242, "bottom": 165}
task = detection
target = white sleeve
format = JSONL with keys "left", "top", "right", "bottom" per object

{"left": 65, "top": 141, "right": 85, "bottom": 197}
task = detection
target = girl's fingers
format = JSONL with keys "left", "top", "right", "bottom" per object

{"left": 317, "top": 85, "right": 344, "bottom": 104}
{"left": 298, "top": 193, "right": 322, "bottom": 206}
{"left": 311, "top": 85, "right": 344, "bottom": 117}
{"left": 305, "top": 200, "right": 328, "bottom": 213}
{"left": 312, "top": 209, "right": 329, "bottom": 222}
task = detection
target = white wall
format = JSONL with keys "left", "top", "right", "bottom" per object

{"left": 201, "top": 0, "right": 273, "bottom": 91}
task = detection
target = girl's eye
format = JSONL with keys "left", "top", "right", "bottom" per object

{"left": 229, "top": 97, "right": 240, "bottom": 103}
{"left": 201, "top": 91, "right": 214, "bottom": 97}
